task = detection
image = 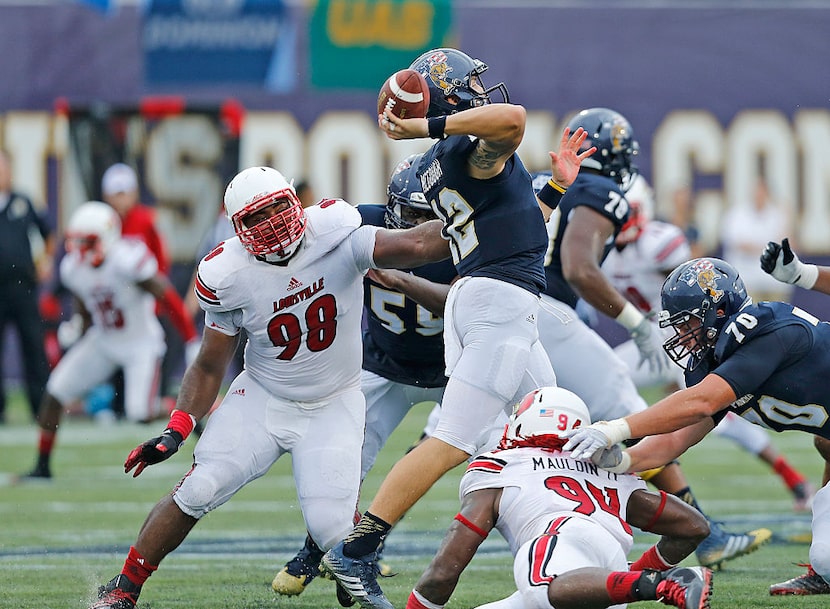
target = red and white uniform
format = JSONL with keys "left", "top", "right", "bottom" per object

{"left": 462, "top": 447, "right": 646, "bottom": 609}
{"left": 181, "top": 200, "right": 380, "bottom": 550}
{"left": 47, "top": 238, "right": 165, "bottom": 421}
{"left": 603, "top": 220, "right": 690, "bottom": 388}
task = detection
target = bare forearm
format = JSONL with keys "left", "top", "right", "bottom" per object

{"left": 567, "top": 265, "right": 628, "bottom": 318}
{"left": 444, "top": 103, "right": 525, "bottom": 144}
{"left": 812, "top": 267, "right": 830, "bottom": 294}
{"left": 175, "top": 365, "right": 224, "bottom": 420}
{"left": 383, "top": 271, "right": 450, "bottom": 316}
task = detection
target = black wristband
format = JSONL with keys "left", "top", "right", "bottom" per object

{"left": 537, "top": 180, "right": 567, "bottom": 210}
{"left": 427, "top": 116, "right": 447, "bottom": 140}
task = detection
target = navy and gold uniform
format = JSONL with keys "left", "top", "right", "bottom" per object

{"left": 544, "top": 171, "right": 629, "bottom": 307}
{"left": 688, "top": 301, "right": 830, "bottom": 439}
{"left": 418, "top": 135, "right": 547, "bottom": 295}
{"left": 358, "top": 204, "right": 455, "bottom": 388}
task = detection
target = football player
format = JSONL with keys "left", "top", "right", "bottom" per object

{"left": 563, "top": 257, "right": 830, "bottom": 597}
{"left": 322, "top": 47, "right": 594, "bottom": 609}
{"left": 89, "top": 166, "right": 451, "bottom": 609}
{"left": 20, "top": 201, "right": 198, "bottom": 481}
{"left": 534, "top": 108, "right": 769, "bottom": 569}
{"left": 604, "top": 176, "right": 814, "bottom": 512}
{"left": 407, "top": 386, "right": 713, "bottom": 609}
{"left": 760, "top": 238, "right": 830, "bottom": 592}
{"left": 271, "top": 154, "right": 457, "bottom": 597}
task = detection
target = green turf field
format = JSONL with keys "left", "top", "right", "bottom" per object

{"left": 1, "top": 387, "right": 827, "bottom": 608}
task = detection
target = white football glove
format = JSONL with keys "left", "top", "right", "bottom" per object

{"left": 630, "top": 317, "right": 668, "bottom": 375}
{"left": 590, "top": 444, "right": 632, "bottom": 474}
{"left": 561, "top": 419, "right": 631, "bottom": 461}
{"left": 760, "top": 238, "right": 818, "bottom": 289}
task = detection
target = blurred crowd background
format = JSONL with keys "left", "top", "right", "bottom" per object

{"left": 1, "top": 0, "right": 828, "bottom": 419}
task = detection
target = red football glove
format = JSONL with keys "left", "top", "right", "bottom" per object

{"left": 124, "top": 429, "right": 184, "bottom": 478}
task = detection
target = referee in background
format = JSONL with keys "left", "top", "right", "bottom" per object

{"left": 0, "top": 149, "right": 52, "bottom": 423}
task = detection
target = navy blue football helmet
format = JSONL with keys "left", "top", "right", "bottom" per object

{"left": 385, "top": 153, "right": 434, "bottom": 229}
{"left": 409, "top": 48, "right": 509, "bottom": 118}
{"left": 659, "top": 258, "right": 750, "bottom": 369}
{"left": 566, "top": 107, "right": 639, "bottom": 187}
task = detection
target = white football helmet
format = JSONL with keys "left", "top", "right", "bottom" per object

{"left": 224, "top": 166, "right": 306, "bottom": 261}
{"left": 499, "top": 386, "right": 591, "bottom": 450}
{"left": 65, "top": 201, "right": 121, "bottom": 267}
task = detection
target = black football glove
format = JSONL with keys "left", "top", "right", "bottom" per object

{"left": 761, "top": 236, "right": 813, "bottom": 285}
{"left": 124, "top": 429, "right": 184, "bottom": 478}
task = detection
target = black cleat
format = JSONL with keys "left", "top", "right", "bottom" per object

{"left": 89, "top": 574, "right": 142, "bottom": 609}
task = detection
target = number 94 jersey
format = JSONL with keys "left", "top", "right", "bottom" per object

{"left": 461, "top": 447, "right": 646, "bottom": 555}
{"left": 194, "top": 199, "right": 378, "bottom": 403}
{"left": 691, "top": 301, "right": 830, "bottom": 439}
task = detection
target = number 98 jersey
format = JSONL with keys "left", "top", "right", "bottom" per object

{"left": 194, "top": 199, "right": 378, "bottom": 403}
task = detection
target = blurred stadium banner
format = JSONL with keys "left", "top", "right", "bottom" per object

{"left": 143, "top": 0, "right": 296, "bottom": 92}
{"left": 77, "top": 0, "right": 111, "bottom": 11}
{"left": 309, "top": 0, "right": 453, "bottom": 89}
{"left": 61, "top": 97, "right": 243, "bottom": 263}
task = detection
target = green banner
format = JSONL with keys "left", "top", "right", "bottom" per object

{"left": 309, "top": 0, "right": 453, "bottom": 90}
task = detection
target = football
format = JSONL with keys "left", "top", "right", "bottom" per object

{"left": 377, "top": 68, "right": 430, "bottom": 120}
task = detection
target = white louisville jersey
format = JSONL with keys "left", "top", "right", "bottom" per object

{"left": 461, "top": 447, "right": 646, "bottom": 555}
{"left": 603, "top": 220, "right": 691, "bottom": 315}
{"left": 60, "top": 237, "right": 163, "bottom": 344}
{"left": 194, "top": 199, "right": 379, "bottom": 403}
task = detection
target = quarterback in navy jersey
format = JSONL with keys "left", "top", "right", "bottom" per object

{"left": 415, "top": 133, "right": 547, "bottom": 294}
{"left": 322, "top": 47, "right": 594, "bottom": 609}
{"left": 564, "top": 257, "right": 830, "bottom": 596}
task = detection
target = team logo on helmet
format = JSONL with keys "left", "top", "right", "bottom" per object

{"left": 679, "top": 259, "right": 725, "bottom": 303}
{"left": 610, "top": 119, "right": 631, "bottom": 153}
{"left": 418, "top": 51, "right": 454, "bottom": 94}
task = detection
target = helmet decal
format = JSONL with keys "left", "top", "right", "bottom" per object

{"left": 678, "top": 259, "right": 725, "bottom": 303}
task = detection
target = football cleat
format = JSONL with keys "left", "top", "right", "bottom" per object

{"left": 336, "top": 581, "right": 357, "bottom": 607}
{"left": 656, "top": 566, "right": 713, "bottom": 608}
{"left": 272, "top": 534, "right": 325, "bottom": 595}
{"left": 16, "top": 462, "right": 52, "bottom": 483}
{"left": 89, "top": 574, "right": 141, "bottom": 609}
{"left": 695, "top": 523, "right": 771, "bottom": 569}
{"left": 321, "top": 541, "right": 394, "bottom": 609}
{"left": 769, "top": 564, "right": 830, "bottom": 595}
{"left": 792, "top": 481, "right": 815, "bottom": 512}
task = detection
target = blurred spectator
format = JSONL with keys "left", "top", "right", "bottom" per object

{"left": 670, "top": 185, "right": 705, "bottom": 259}
{"left": 721, "top": 175, "right": 792, "bottom": 302}
{"left": 102, "top": 163, "right": 170, "bottom": 273}
{"left": 0, "top": 149, "right": 53, "bottom": 423}
{"left": 295, "top": 179, "right": 317, "bottom": 208}
{"left": 101, "top": 163, "right": 191, "bottom": 416}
